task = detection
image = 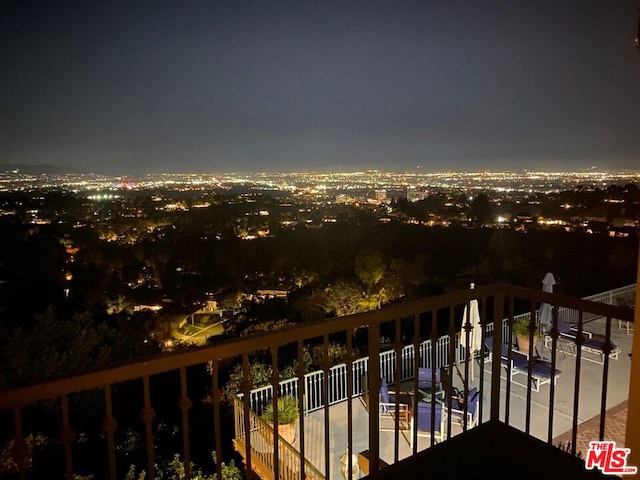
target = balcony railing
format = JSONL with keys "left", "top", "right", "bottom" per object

{"left": 0, "top": 283, "right": 634, "bottom": 480}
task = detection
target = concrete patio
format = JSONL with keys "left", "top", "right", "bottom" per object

{"left": 297, "top": 316, "right": 633, "bottom": 478}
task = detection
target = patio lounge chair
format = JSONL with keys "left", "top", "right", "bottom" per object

{"left": 411, "top": 401, "right": 445, "bottom": 446}
{"left": 616, "top": 296, "right": 634, "bottom": 334}
{"left": 543, "top": 317, "right": 621, "bottom": 365}
{"left": 484, "top": 338, "right": 561, "bottom": 392}
{"left": 379, "top": 378, "right": 411, "bottom": 436}
{"left": 446, "top": 387, "right": 480, "bottom": 428}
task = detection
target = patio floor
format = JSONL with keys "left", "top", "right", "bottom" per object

{"left": 297, "top": 317, "right": 634, "bottom": 478}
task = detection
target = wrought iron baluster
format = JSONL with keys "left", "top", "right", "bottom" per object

{"left": 490, "top": 289, "right": 505, "bottom": 422}
{"left": 241, "top": 354, "right": 252, "bottom": 474}
{"left": 393, "top": 317, "right": 402, "bottom": 463}
{"left": 411, "top": 312, "right": 422, "bottom": 453}
{"left": 599, "top": 314, "right": 614, "bottom": 441}
{"left": 571, "top": 310, "right": 584, "bottom": 457}
{"left": 103, "top": 385, "right": 118, "bottom": 480}
{"left": 345, "top": 327, "right": 355, "bottom": 480}
{"left": 211, "top": 359, "right": 223, "bottom": 480}
{"left": 12, "top": 405, "right": 27, "bottom": 480}
{"left": 445, "top": 306, "right": 455, "bottom": 440}
{"left": 296, "top": 340, "right": 307, "bottom": 480}
{"left": 524, "top": 301, "right": 535, "bottom": 435}
{"left": 270, "top": 346, "right": 280, "bottom": 480}
{"left": 368, "top": 321, "right": 381, "bottom": 474}
{"left": 179, "top": 367, "right": 192, "bottom": 480}
{"left": 322, "top": 334, "right": 330, "bottom": 478}
{"left": 141, "top": 375, "right": 156, "bottom": 479}
{"left": 428, "top": 310, "right": 437, "bottom": 448}
{"left": 504, "top": 296, "right": 514, "bottom": 425}
{"left": 478, "top": 295, "right": 487, "bottom": 424}
{"left": 60, "top": 394, "right": 75, "bottom": 480}
{"left": 547, "top": 303, "right": 559, "bottom": 444}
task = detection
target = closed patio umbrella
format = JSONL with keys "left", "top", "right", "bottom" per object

{"left": 539, "top": 272, "right": 556, "bottom": 332}
{"left": 460, "top": 283, "right": 482, "bottom": 381}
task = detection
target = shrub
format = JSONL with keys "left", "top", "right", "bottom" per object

{"left": 261, "top": 396, "right": 299, "bottom": 425}
{"left": 512, "top": 319, "right": 540, "bottom": 338}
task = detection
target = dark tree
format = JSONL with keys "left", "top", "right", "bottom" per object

{"left": 471, "top": 193, "right": 492, "bottom": 226}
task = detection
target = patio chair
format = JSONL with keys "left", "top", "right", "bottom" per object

{"left": 484, "top": 338, "right": 561, "bottom": 392}
{"left": 446, "top": 387, "right": 479, "bottom": 428}
{"left": 616, "top": 297, "right": 634, "bottom": 335}
{"left": 379, "top": 378, "right": 411, "bottom": 435}
{"left": 543, "top": 317, "right": 621, "bottom": 365}
{"left": 411, "top": 401, "right": 445, "bottom": 446}
{"left": 417, "top": 367, "right": 442, "bottom": 392}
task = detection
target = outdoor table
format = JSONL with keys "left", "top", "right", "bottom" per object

{"left": 417, "top": 385, "right": 446, "bottom": 403}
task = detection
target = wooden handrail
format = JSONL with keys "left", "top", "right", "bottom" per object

{"left": 233, "top": 396, "right": 325, "bottom": 480}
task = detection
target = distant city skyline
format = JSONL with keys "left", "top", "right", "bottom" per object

{"left": 2, "top": 0, "right": 640, "bottom": 174}
{"left": 2, "top": 162, "right": 640, "bottom": 177}
{"left": 3, "top": 165, "right": 639, "bottom": 195}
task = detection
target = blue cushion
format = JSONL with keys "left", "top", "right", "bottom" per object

{"left": 380, "top": 378, "right": 390, "bottom": 403}
{"left": 453, "top": 387, "right": 479, "bottom": 413}
{"left": 418, "top": 367, "right": 441, "bottom": 389}
{"left": 584, "top": 338, "right": 617, "bottom": 353}
{"left": 466, "top": 388, "right": 479, "bottom": 418}
{"left": 510, "top": 354, "right": 529, "bottom": 370}
{"left": 557, "top": 318, "right": 572, "bottom": 335}
{"left": 529, "top": 362, "right": 561, "bottom": 378}
{"left": 416, "top": 402, "right": 442, "bottom": 433}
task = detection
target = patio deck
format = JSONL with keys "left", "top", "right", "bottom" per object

{"left": 299, "top": 316, "right": 633, "bottom": 478}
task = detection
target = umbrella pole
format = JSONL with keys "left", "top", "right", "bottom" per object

{"left": 453, "top": 363, "right": 466, "bottom": 391}
{"left": 470, "top": 350, "right": 474, "bottom": 385}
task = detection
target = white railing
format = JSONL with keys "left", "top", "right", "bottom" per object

{"left": 249, "top": 331, "right": 468, "bottom": 414}
{"left": 561, "top": 283, "right": 636, "bottom": 326}
{"left": 248, "top": 283, "right": 636, "bottom": 414}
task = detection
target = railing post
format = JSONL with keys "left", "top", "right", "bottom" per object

{"left": 12, "top": 406, "right": 27, "bottom": 480}
{"left": 322, "top": 335, "right": 331, "bottom": 479}
{"left": 60, "top": 394, "right": 75, "bottom": 480}
{"left": 270, "top": 346, "right": 280, "bottom": 480}
{"left": 626, "top": 269, "right": 640, "bottom": 470}
{"left": 368, "top": 321, "right": 381, "bottom": 474}
{"left": 103, "top": 385, "right": 117, "bottom": 480}
{"left": 490, "top": 289, "right": 505, "bottom": 421}
{"left": 211, "top": 360, "right": 223, "bottom": 480}
{"left": 141, "top": 375, "right": 156, "bottom": 480}
{"left": 241, "top": 354, "right": 253, "bottom": 475}
{"left": 296, "top": 341, "right": 307, "bottom": 480}
{"left": 346, "top": 331, "right": 355, "bottom": 480}
{"left": 179, "top": 367, "right": 192, "bottom": 480}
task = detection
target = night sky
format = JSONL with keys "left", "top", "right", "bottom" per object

{"left": 1, "top": 0, "right": 639, "bottom": 174}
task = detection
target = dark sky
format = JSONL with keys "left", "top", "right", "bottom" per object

{"left": 1, "top": 0, "right": 639, "bottom": 174}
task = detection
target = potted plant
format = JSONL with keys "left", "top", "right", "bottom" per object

{"left": 513, "top": 319, "right": 540, "bottom": 354}
{"left": 262, "top": 395, "right": 299, "bottom": 445}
